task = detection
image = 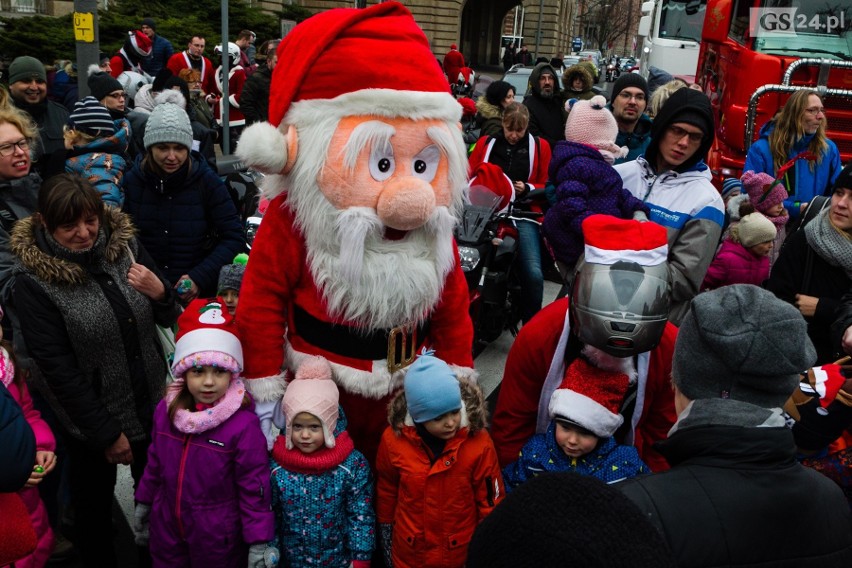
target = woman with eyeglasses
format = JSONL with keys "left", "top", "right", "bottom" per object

{"left": 744, "top": 89, "right": 842, "bottom": 225}
{"left": 0, "top": 106, "right": 41, "bottom": 303}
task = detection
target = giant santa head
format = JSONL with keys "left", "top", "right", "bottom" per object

{"left": 236, "top": 1, "right": 475, "bottom": 459}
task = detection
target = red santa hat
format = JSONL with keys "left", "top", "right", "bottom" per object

{"left": 548, "top": 357, "right": 629, "bottom": 438}
{"left": 581, "top": 214, "right": 668, "bottom": 267}
{"left": 468, "top": 162, "right": 514, "bottom": 212}
{"left": 129, "top": 30, "right": 153, "bottom": 57}
{"left": 172, "top": 298, "right": 244, "bottom": 378}
{"left": 237, "top": 1, "right": 461, "bottom": 175}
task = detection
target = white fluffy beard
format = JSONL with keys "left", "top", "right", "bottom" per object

{"left": 294, "top": 185, "right": 457, "bottom": 330}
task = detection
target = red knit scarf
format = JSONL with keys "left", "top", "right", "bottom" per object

{"left": 271, "top": 431, "right": 355, "bottom": 474}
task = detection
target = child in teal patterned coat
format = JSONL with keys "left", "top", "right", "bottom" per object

{"left": 503, "top": 356, "right": 649, "bottom": 489}
{"left": 268, "top": 356, "right": 375, "bottom": 567}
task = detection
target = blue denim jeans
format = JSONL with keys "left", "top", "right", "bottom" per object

{"left": 516, "top": 220, "right": 544, "bottom": 323}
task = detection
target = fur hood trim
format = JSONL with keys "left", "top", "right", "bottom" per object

{"left": 11, "top": 207, "right": 136, "bottom": 286}
{"left": 563, "top": 64, "right": 594, "bottom": 91}
{"left": 475, "top": 96, "right": 502, "bottom": 120}
{"left": 387, "top": 378, "right": 487, "bottom": 435}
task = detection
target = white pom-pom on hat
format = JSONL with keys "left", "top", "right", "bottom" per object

{"left": 236, "top": 121, "right": 291, "bottom": 175}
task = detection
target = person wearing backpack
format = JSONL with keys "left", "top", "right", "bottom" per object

{"left": 766, "top": 163, "right": 852, "bottom": 364}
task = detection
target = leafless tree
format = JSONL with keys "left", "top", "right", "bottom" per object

{"left": 576, "top": 0, "right": 634, "bottom": 54}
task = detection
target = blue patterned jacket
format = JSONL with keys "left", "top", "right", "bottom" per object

{"left": 503, "top": 420, "right": 649, "bottom": 490}
{"left": 65, "top": 119, "right": 130, "bottom": 207}
{"left": 269, "top": 408, "right": 375, "bottom": 567}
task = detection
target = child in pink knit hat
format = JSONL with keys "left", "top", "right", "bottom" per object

{"left": 543, "top": 94, "right": 649, "bottom": 282}
{"left": 269, "top": 356, "right": 375, "bottom": 568}
{"left": 742, "top": 169, "right": 789, "bottom": 266}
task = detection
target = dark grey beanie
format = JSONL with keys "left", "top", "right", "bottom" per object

{"left": 611, "top": 72, "right": 649, "bottom": 101}
{"left": 218, "top": 263, "right": 245, "bottom": 294}
{"left": 672, "top": 285, "right": 816, "bottom": 408}
{"left": 8, "top": 56, "right": 46, "bottom": 84}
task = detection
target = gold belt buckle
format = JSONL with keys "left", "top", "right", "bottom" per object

{"left": 387, "top": 325, "right": 418, "bottom": 373}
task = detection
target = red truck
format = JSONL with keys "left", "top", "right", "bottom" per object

{"left": 695, "top": 0, "right": 852, "bottom": 189}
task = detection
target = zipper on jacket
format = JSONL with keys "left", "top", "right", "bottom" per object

{"left": 175, "top": 434, "right": 191, "bottom": 539}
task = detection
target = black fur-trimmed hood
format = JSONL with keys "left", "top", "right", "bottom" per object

{"left": 11, "top": 206, "right": 136, "bottom": 286}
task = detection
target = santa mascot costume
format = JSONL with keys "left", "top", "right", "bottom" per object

{"left": 235, "top": 1, "right": 474, "bottom": 462}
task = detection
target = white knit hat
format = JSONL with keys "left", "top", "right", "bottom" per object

{"left": 144, "top": 90, "right": 193, "bottom": 150}
{"left": 737, "top": 212, "right": 777, "bottom": 247}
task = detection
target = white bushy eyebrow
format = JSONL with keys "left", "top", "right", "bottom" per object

{"left": 342, "top": 120, "right": 396, "bottom": 172}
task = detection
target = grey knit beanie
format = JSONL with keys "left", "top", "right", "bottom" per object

{"left": 218, "top": 263, "right": 245, "bottom": 294}
{"left": 143, "top": 90, "right": 192, "bottom": 150}
{"left": 672, "top": 285, "right": 816, "bottom": 408}
{"left": 8, "top": 56, "right": 47, "bottom": 84}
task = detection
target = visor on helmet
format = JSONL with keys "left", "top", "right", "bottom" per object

{"left": 570, "top": 259, "right": 669, "bottom": 357}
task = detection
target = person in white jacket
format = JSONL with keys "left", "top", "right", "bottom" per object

{"left": 615, "top": 88, "right": 724, "bottom": 325}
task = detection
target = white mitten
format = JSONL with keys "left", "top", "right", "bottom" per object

{"left": 133, "top": 503, "right": 151, "bottom": 546}
{"left": 254, "top": 398, "right": 282, "bottom": 450}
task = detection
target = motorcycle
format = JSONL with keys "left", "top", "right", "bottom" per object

{"left": 605, "top": 62, "right": 621, "bottom": 82}
{"left": 457, "top": 176, "right": 543, "bottom": 357}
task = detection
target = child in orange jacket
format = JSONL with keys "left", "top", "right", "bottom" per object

{"left": 375, "top": 352, "right": 503, "bottom": 568}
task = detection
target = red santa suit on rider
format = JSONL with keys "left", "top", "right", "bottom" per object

{"left": 235, "top": 1, "right": 474, "bottom": 463}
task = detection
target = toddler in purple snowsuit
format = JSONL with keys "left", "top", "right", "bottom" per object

{"left": 543, "top": 95, "right": 649, "bottom": 278}
{"left": 134, "top": 298, "right": 274, "bottom": 568}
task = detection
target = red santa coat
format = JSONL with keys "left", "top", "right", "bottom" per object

{"left": 490, "top": 297, "right": 677, "bottom": 472}
{"left": 214, "top": 66, "right": 247, "bottom": 127}
{"left": 167, "top": 51, "right": 218, "bottom": 97}
{"left": 237, "top": 194, "right": 474, "bottom": 464}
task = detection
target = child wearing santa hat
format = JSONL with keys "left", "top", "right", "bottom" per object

{"left": 133, "top": 299, "right": 273, "bottom": 568}
{"left": 742, "top": 169, "right": 789, "bottom": 266}
{"left": 543, "top": 95, "right": 649, "bottom": 283}
{"left": 268, "top": 356, "right": 375, "bottom": 568}
{"left": 376, "top": 351, "right": 503, "bottom": 568}
{"left": 502, "top": 354, "right": 649, "bottom": 491}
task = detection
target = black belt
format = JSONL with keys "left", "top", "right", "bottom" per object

{"left": 293, "top": 304, "right": 431, "bottom": 364}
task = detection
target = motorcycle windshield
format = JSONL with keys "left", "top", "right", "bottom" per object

{"left": 457, "top": 184, "right": 505, "bottom": 242}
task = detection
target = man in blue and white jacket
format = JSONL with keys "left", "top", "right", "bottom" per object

{"left": 615, "top": 88, "right": 724, "bottom": 325}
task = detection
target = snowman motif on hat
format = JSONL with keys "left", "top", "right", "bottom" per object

{"left": 171, "top": 298, "right": 244, "bottom": 378}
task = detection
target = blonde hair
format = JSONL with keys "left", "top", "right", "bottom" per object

{"left": 63, "top": 128, "right": 96, "bottom": 146}
{"left": 768, "top": 90, "right": 828, "bottom": 172}
{"left": 0, "top": 104, "right": 38, "bottom": 142}
{"left": 647, "top": 80, "right": 688, "bottom": 119}
{"left": 178, "top": 68, "right": 201, "bottom": 85}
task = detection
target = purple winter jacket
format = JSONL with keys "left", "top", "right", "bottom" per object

{"left": 543, "top": 141, "right": 649, "bottom": 268}
{"left": 136, "top": 399, "right": 274, "bottom": 567}
{"left": 701, "top": 239, "right": 770, "bottom": 290}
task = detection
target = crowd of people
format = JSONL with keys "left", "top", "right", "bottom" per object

{"left": 2, "top": 2, "right": 852, "bottom": 567}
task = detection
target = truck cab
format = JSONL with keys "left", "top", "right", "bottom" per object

{"left": 697, "top": 0, "right": 852, "bottom": 188}
{"left": 638, "top": 0, "right": 708, "bottom": 81}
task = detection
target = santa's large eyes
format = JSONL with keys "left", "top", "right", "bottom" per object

{"left": 411, "top": 145, "right": 440, "bottom": 183}
{"left": 369, "top": 141, "right": 395, "bottom": 181}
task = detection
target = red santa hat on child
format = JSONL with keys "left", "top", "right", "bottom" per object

{"left": 172, "top": 298, "right": 244, "bottom": 378}
{"left": 282, "top": 356, "right": 340, "bottom": 449}
{"left": 237, "top": 1, "right": 461, "bottom": 175}
{"left": 548, "top": 357, "right": 629, "bottom": 438}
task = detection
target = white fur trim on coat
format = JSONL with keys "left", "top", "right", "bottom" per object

{"left": 242, "top": 371, "right": 287, "bottom": 402}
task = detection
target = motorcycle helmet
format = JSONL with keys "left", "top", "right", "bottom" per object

{"left": 569, "top": 215, "right": 670, "bottom": 357}
{"left": 214, "top": 42, "right": 241, "bottom": 67}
